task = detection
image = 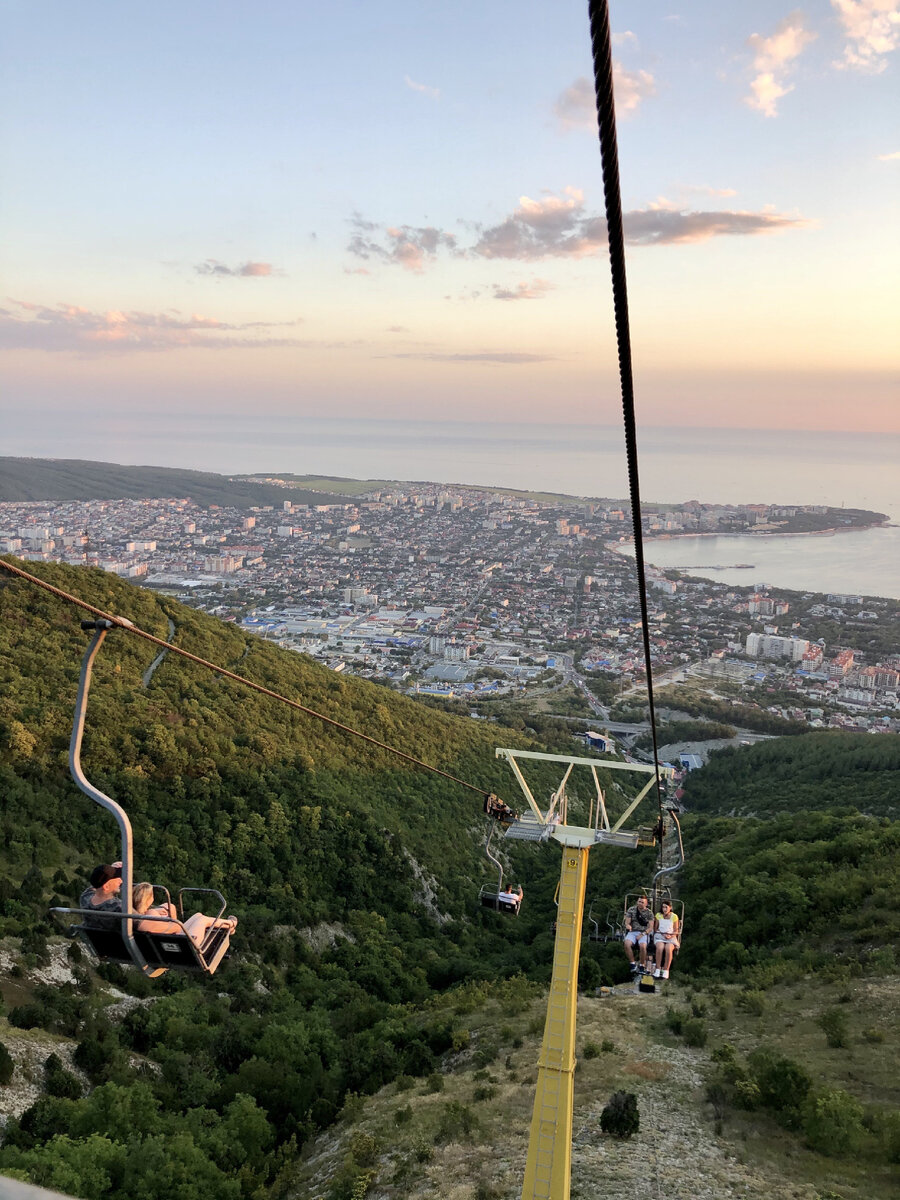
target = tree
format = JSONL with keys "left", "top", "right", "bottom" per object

{"left": 803, "top": 1088, "right": 864, "bottom": 1156}
{"left": 0, "top": 1041, "right": 14, "bottom": 1085}
{"left": 600, "top": 1091, "right": 639, "bottom": 1138}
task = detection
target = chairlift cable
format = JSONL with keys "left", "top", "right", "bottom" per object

{"left": 588, "top": 0, "right": 664, "bottom": 812}
{"left": 0, "top": 557, "right": 492, "bottom": 799}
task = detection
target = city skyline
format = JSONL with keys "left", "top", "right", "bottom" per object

{"left": 2, "top": 1, "right": 898, "bottom": 439}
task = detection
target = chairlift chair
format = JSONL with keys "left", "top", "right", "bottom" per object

{"left": 586, "top": 898, "right": 603, "bottom": 943}
{"left": 51, "top": 620, "right": 234, "bottom": 977}
{"left": 477, "top": 820, "right": 521, "bottom": 916}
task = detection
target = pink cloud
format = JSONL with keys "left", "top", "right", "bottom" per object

{"left": 348, "top": 218, "right": 457, "bottom": 272}
{"left": 0, "top": 300, "right": 304, "bottom": 353}
{"left": 554, "top": 66, "right": 655, "bottom": 130}
{"left": 347, "top": 189, "right": 809, "bottom": 269}
{"left": 195, "top": 260, "right": 277, "bottom": 277}
{"left": 745, "top": 13, "right": 817, "bottom": 116}
{"left": 832, "top": 0, "right": 900, "bottom": 72}
{"left": 492, "top": 278, "right": 556, "bottom": 301}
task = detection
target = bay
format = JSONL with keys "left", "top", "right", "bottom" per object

{"left": 617, "top": 528, "right": 900, "bottom": 602}
{"left": 3, "top": 412, "right": 897, "bottom": 598}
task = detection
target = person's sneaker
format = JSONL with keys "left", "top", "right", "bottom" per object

{"left": 630, "top": 962, "right": 639, "bottom": 972}
{"left": 661, "top": 969, "right": 670, "bottom": 979}
{"left": 653, "top": 968, "right": 662, "bottom": 978}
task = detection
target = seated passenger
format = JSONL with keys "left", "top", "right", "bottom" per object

{"left": 653, "top": 901, "right": 680, "bottom": 979}
{"left": 132, "top": 883, "right": 237, "bottom": 950}
{"left": 623, "top": 894, "right": 652, "bottom": 974}
{"left": 80, "top": 862, "right": 123, "bottom": 928}
{"left": 484, "top": 795, "right": 516, "bottom": 823}
{"left": 497, "top": 883, "right": 524, "bottom": 912}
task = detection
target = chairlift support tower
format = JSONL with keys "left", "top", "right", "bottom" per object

{"left": 495, "top": 748, "right": 672, "bottom": 1200}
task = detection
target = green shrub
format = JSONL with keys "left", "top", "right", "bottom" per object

{"left": 582, "top": 1041, "right": 601, "bottom": 1060}
{"left": 349, "top": 1131, "right": 379, "bottom": 1168}
{"left": 474, "top": 1184, "right": 501, "bottom": 1200}
{"left": 474, "top": 1043, "right": 498, "bottom": 1068}
{"left": 600, "top": 1091, "right": 639, "bottom": 1139}
{"left": 817, "top": 1008, "right": 850, "bottom": 1049}
{"left": 436, "top": 1101, "right": 479, "bottom": 1143}
{"left": 393, "top": 1104, "right": 412, "bottom": 1127}
{"left": 665, "top": 1007, "right": 684, "bottom": 1036}
{"left": 747, "top": 1049, "right": 811, "bottom": 1126}
{"left": 876, "top": 1108, "right": 900, "bottom": 1163}
{"left": 733, "top": 1078, "right": 761, "bottom": 1110}
{"left": 424, "top": 1072, "right": 444, "bottom": 1094}
{"left": 394, "top": 1074, "right": 414, "bottom": 1092}
{"left": 451, "top": 1027, "right": 470, "bottom": 1051}
{"left": 682, "top": 1019, "right": 707, "bottom": 1048}
{"left": 43, "top": 1055, "right": 81, "bottom": 1100}
{"left": 600, "top": 1039, "right": 616, "bottom": 1053}
{"left": 737, "top": 989, "right": 766, "bottom": 1016}
{"left": 803, "top": 1088, "right": 864, "bottom": 1156}
{"left": 473, "top": 1084, "right": 496, "bottom": 1102}
{"left": 0, "top": 1041, "right": 14, "bottom": 1085}
{"left": 861, "top": 1026, "right": 884, "bottom": 1044}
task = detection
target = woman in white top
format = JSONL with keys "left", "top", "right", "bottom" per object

{"left": 132, "top": 882, "right": 237, "bottom": 950}
{"left": 653, "top": 901, "right": 680, "bottom": 979}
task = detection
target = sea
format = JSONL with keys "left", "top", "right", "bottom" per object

{"left": 4, "top": 415, "right": 899, "bottom": 600}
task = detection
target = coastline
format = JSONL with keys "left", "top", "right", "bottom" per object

{"left": 612, "top": 518, "right": 899, "bottom": 601}
{"left": 638, "top": 518, "right": 890, "bottom": 543}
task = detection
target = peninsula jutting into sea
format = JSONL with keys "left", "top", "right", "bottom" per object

{"left": 1, "top": 457, "right": 897, "bottom": 742}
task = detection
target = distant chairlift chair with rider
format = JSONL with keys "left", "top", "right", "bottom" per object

{"left": 49, "top": 620, "right": 234, "bottom": 977}
{"left": 478, "top": 820, "right": 522, "bottom": 916}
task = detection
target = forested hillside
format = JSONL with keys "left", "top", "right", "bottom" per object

{"left": 681, "top": 731, "right": 900, "bottom": 818}
{"left": 0, "top": 458, "right": 336, "bottom": 507}
{"left": 1, "top": 559, "right": 897, "bottom": 1200}
{"left": 0, "top": 558, "right": 652, "bottom": 1198}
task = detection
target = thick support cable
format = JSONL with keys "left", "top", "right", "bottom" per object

{"left": 588, "top": 0, "right": 663, "bottom": 807}
{"left": 0, "top": 557, "right": 491, "bottom": 799}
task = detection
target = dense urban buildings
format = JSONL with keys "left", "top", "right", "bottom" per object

{"left": 2, "top": 487, "right": 897, "bottom": 734}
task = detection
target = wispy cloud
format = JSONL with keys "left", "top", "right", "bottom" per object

{"left": 614, "top": 63, "right": 658, "bottom": 115}
{"left": 832, "top": 0, "right": 900, "bottom": 71}
{"left": 0, "top": 300, "right": 304, "bottom": 353}
{"left": 745, "top": 12, "right": 817, "bottom": 116}
{"left": 624, "top": 199, "right": 810, "bottom": 245}
{"left": 554, "top": 64, "right": 655, "bottom": 130}
{"left": 404, "top": 74, "right": 440, "bottom": 99}
{"left": 388, "top": 351, "right": 554, "bottom": 364}
{"left": 348, "top": 215, "right": 458, "bottom": 272}
{"left": 878, "top": 148, "right": 900, "bottom": 160}
{"left": 612, "top": 31, "right": 639, "bottom": 48}
{"left": 492, "top": 278, "right": 555, "bottom": 301}
{"left": 195, "top": 260, "right": 276, "bottom": 277}
{"left": 347, "top": 188, "right": 809, "bottom": 270}
{"left": 473, "top": 189, "right": 604, "bottom": 259}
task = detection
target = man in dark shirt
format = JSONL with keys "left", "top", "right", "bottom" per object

{"left": 623, "top": 894, "right": 652, "bottom": 974}
{"left": 79, "top": 862, "right": 123, "bottom": 928}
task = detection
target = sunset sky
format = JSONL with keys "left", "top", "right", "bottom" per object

{"left": 2, "top": 0, "right": 898, "bottom": 447}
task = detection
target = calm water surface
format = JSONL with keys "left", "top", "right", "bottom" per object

{"left": 4, "top": 415, "right": 897, "bottom": 598}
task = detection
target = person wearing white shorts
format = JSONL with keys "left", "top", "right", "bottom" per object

{"left": 653, "top": 901, "right": 680, "bottom": 979}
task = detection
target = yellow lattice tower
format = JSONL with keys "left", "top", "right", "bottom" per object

{"left": 495, "top": 749, "right": 672, "bottom": 1200}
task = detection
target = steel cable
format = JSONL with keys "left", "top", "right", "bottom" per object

{"left": 588, "top": 0, "right": 664, "bottom": 811}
